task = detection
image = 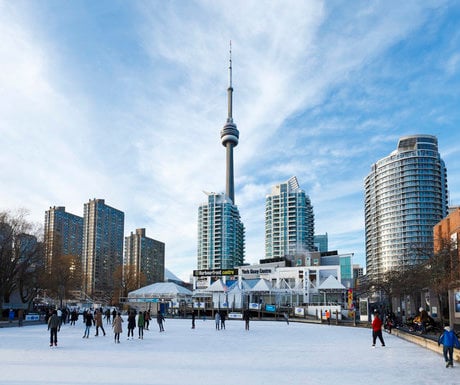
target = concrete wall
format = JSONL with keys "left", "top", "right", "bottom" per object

{"left": 392, "top": 329, "right": 460, "bottom": 362}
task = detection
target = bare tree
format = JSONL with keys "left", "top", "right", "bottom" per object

{"left": 112, "top": 264, "right": 146, "bottom": 305}
{"left": 46, "top": 254, "right": 82, "bottom": 308}
{"left": 0, "top": 210, "right": 44, "bottom": 309}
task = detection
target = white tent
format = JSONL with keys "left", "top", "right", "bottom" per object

{"left": 128, "top": 282, "right": 193, "bottom": 300}
{"left": 318, "top": 275, "right": 346, "bottom": 290}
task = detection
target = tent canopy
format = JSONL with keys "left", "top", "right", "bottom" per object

{"left": 318, "top": 275, "right": 346, "bottom": 291}
{"left": 128, "top": 282, "right": 192, "bottom": 299}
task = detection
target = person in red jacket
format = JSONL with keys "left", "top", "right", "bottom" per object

{"left": 372, "top": 311, "right": 385, "bottom": 347}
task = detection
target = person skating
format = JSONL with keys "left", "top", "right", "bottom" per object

{"left": 82, "top": 310, "right": 94, "bottom": 338}
{"left": 283, "top": 312, "right": 289, "bottom": 325}
{"left": 144, "top": 311, "right": 150, "bottom": 330}
{"left": 438, "top": 325, "right": 460, "bottom": 367}
{"left": 127, "top": 311, "right": 136, "bottom": 339}
{"left": 243, "top": 309, "right": 250, "bottom": 331}
{"left": 157, "top": 311, "right": 165, "bottom": 332}
{"left": 112, "top": 312, "right": 123, "bottom": 343}
{"left": 371, "top": 311, "right": 385, "bottom": 347}
{"left": 215, "top": 311, "right": 221, "bottom": 330}
{"left": 138, "top": 311, "right": 144, "bottom": 339}
{"left": 94, "top": 308, "right": 106, "bottom": 336}
{"left": 191, "top": 311, "right": 196, "bottom": 329}
{"left": 220, "top": 310, "right": 226, "bottom": 330}
{"left": 47, "top": 310, "right": 60, "bottom": 347}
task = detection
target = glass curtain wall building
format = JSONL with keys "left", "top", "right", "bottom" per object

{"left": 364, "top": 135, "right": 448, "bottom": 282}
{"left": 82, "top": 199, "right": 124, "bottom": 298}
{"left": 44, "top": 206, "right": 83, "bottom": 270}
{"left": 265, "top": 176, "right": 315, "bottom": 259}
{"left": 125, "top": 228, "right": 165, "bottom": 288}
{"left": 197, "top": 192, "right": 245, "bottom": 270}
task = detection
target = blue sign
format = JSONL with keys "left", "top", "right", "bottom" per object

{"left": 265, "top": 304, "right": 276, "bottom": 312}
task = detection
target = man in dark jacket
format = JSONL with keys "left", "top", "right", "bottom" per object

{"left": 47, "top": 310, "right": 60, "bottom": 347}
{"left": 157, "top": 312, "right": 165, "bottom": 332}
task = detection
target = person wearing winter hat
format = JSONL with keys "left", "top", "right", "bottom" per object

{"left": 438, "top": 325, "right": 460, "bottom": 368}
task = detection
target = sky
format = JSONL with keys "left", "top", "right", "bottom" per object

{"left": 0, "top": 318, "right": 458, "bottom": 385}
{"left": 1, "top": 1, "right": 460, "bottom": 282}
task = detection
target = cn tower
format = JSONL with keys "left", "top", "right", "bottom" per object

{"left": 220, "top": 42, "right": 239, "bottom": 204}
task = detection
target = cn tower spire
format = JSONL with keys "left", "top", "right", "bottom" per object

{"left": 220, "top": 41, "right": 239, "bottom": 204}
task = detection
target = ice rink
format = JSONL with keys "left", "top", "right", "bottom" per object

{"left": 0, "top": 317, "right": 457, "bottom": 385}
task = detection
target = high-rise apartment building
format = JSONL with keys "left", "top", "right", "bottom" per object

{"left": 44, "top": 206, "right": 83, "bottom": 269}
{"left": 364, "top": 135, "right": 448, "bottom": 282}
{"left": 197, "top": 46, "right": 245, "bottom": 270}
{"left": 265, "top": 176, "right": 315, "bottom": 259}
{"left": 197, "top": 192, "right": 245, "bottom": 270}
{"left": 82, "top": 199, "right": 124, "bottom": 297}
{"left": 125, "top": 228, "right": 165, "bottom": 288}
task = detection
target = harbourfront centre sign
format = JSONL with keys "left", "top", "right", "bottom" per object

{"left": 193, "top": 269, "right": 239, "bottom": 277}
{"left": 193, "top": 267, "right": 274, "bottom": 277}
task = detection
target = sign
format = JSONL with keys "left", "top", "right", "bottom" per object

{"left": 240, "top": 267, "right": 273, "bottom": 275}
{"left": 193, "top": 269, "right": 238, "bottom": 277}
{"left": 249, "top": 303, "right": 261, "bottom": 310}
{"left": 265, "top": 304, "right": 276, "bottom": 312}
{"left": 228, "top": 312, "right": 243, "bottom": 319}
{"left": 294, "top": 307, "right": 305, "bottom": 316}
{"left": 145, "top": 298, "right": 159, "bottom": 303}
{"left": 347, "top": 289, "right": 353, "bottom": 309}
{"left": 25, "top": 314, "right": 39, "bottom": 321}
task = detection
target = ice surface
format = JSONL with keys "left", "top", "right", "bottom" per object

{"left": 0, "top": 318, "right": 457, "bottom": 385}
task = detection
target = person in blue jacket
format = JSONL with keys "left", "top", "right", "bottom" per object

{"left": 438, "top": 325, "right": 460, "bottom": 368}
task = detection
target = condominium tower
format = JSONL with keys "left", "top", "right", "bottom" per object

{"left": 125, "top": 228, "right": 165, "bottom": 288}
{"left": 44, "top": 206, "right": 83, "bottom": 269}
{"left": 265, "top": 176, "right": 315, "bottom": 259}
{"left": 364, "top": 135, "right": 448, "bottom": 281}
{"left": 197, "top": 46, "right": 245, "bottom": 270}
{"left": 82, "top": 199, "right": 124, "bottom": 297}
{"left": 197, "top": 192, "right": 245, "bottom": 270}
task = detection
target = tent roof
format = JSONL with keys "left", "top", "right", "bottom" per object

{"left": 128, "top": 282, "right": 192, "bottom": 298}
{"left": 318, "top": 275, "right": 346, "bottom": 291}
{"left": 248, "top": 278, "right": 273, "bottom": 292}
{"left": 204, "top": 279, "right": 229, "bottom": 292}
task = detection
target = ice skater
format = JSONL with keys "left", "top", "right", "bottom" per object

{"left": 438, "top": 325, "right": 460, "bottom": 367}
{"left": 127, "top": 311, "right": 136, "bottom": 339}
{"left": 94, "top": 309, "right": 106, "bottom": 336}
{"left": 371, "top": 311, "right": 385, "bottom": 347}
{"left": 157, "top": 312, "right": 165, "bottom": 332}
{"left": 215, "top": 311, "right": 221, "bottom": 330}
{"left": 82, "top": 310, "right": 94, "bottom": 338}
{"left": 243, "top": 309, "right": 250, "bottom": 331}
{"left": 113, "top": 312, "right": 123, "bottom": 343}
{"left": 137, "top": 311, "right": 144, "bottom": 339}
{"left": 47, "top": 310, "right": 60, "bottom": 347}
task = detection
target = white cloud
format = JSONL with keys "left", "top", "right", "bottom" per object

{"left": 1, "top": 0, "right": 458, "bottom": 281}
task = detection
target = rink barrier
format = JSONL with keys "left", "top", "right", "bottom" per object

{"left": 392, "top": 328, "right": 460, "bottom": 362}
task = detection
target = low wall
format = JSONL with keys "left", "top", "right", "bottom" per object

{"left": 392, "top": 329, "right": 460, "bottom": 362}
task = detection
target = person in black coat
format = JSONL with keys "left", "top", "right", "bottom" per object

{"left": 127, "top": 311, "right": 136, "bottom": 339}
{"left": 243, "top": 309, "right": 250, "bottom": 330}
{"left": 157, "top": 312, "right": 165, "bottom": 332}
{"left": 82, "top": 310, "right": 94, "bottom": 338}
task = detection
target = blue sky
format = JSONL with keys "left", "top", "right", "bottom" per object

{"left": 1, "top": 0, "right": 459, "bottom": 281}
